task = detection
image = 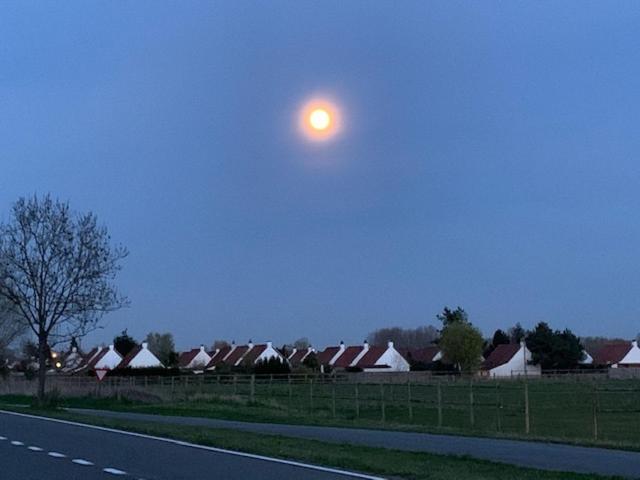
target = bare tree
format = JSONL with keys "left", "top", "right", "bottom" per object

{"left": 0, "top": 195, "right": 128, "bottom": 401}
{"left": 0, "top": 298, "right": 26, "bottom": 352}
{"left": 367, "top": 325, "right": 438, "bottom": 350}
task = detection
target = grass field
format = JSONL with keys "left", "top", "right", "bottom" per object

{"left": 0, "top": 406, "right": 622, "bottom": 480}
{"left": 2, "top": 374, "right": 640, "bottom": 449}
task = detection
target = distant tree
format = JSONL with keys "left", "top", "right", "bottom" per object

{"left": 367, "top": 325, "right": 439, "bottom": 350}
{"left": 145, "top": 332, "right": 178, "bottom": 367}
{"left": 0, "top": 195, "right": 128, "bottom": 402}
{"left": 114, "top": 329, "right": 137, "bottom": 357}
{"left": 293, "top": 337, "right": 311, "bottom": 350}
{"left": 526, "top": 322, "right": 584, "bottom": 370}
{"left": 484, "top": 329, "right": 511, "bottom": 357}
{"left": 508, "top": 323, "right": 526, "bottom": 343}
{"left": 211, "top": 339, "right": 230, "bottom": 351}
{"left": 437, "top": 307, "right": 469, "bottom": 327}
{"left": 439, "top": 321, "right": 484, "bottom": 373}
{"left": 0, "top": 298, "right": 25, "bottom": 355}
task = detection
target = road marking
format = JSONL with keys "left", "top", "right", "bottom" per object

{"left": 72, "top": 459, "right": 94, "bottom": 466}
{"left": 104, "top": 468, "right": 127, "bottom": 475}
{"left": 28, "top": 446, "right": 44, "bottom": 451}
{"left": 0, "top": 436, "right": 6, "bottom": 440}
{"left": 0, "top": 409, "right": 384, "bottom": 480}
{"left": 10, "top": 440, "right": 24, "bottom": 446}
{"left": 48, "top": 451, "right": 67, "bottom": 458}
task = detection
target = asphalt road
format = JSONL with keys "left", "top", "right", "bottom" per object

{"left": 69, "top": 408, "right": 640, "bottom": 479}
{"left": 0, "top": 410, "right": 381, "bottom": 480}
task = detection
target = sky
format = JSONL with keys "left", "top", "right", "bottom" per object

{"left": 1, "top": 2, "right": 640, "bottom": 350}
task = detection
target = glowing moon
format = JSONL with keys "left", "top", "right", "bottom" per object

{"left": 299, "top": 99, "right": 341, "bottom": 141}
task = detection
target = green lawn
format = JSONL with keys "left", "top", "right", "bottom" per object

{"left": 0, "top": 406, "right": 622, "bottom": 480}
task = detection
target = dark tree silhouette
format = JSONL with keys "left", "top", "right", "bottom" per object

{"left": 0, "top": 195, "right": 127, "bottom": 402}
{"left": 437, "top": 306, "right": 469, "bottom": 327}
{"left": 114, "top": 329, "right": 137, "bottom": 357}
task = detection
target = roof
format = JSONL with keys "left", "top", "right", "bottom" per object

{"left": 224, "top": 345, "right": 250, "bottom": 366}
{"left": 403, "top": 346, "right": 441, "bottom": 364}
{"left": 333, "top": 346, "right": 364, "bottom": 368}
{"left": 289, "top": 349, "right": 310, "bottom": 366}
{"left": 241, "top": 344, "right": 268, "bottom": 365}
{"left": 592, "top": 343, "right": 633, "bottom": 365}
{"left": 117, "top": 345, "right": 143, "bottom": 369}
{"left": 87, "top": 347, "right": 108, "bottom": 369}
{"left": 483, "top": 344, "right": 521, "bottom": 370}
{"left": 76, "top": 347, "right": 99, "bottom": 370}
{"left": 355, "top": 346, "right": 386, "bottom": 368}
{"left": 178, "top": 349, "right": 201, "bottom": 368}
{"left": 206, "top": 346, "right": 231, "bottom": 368}
{"left": 317, "top": 347, "right": 340, "bottom": 365}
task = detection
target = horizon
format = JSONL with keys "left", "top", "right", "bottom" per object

{"left": 3, "top": 2, "right": 640, "bottom": 351}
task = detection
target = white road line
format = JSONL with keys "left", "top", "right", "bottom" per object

{"left": 0, "top": 436, "right": 6, "bottom": 440}
{"left": 10, "top": 440, "right": 24, "bottom": 446}
{"left": 28, "top": 446, "right": 44, "bottom": 451}
{"left": 0, "top": 409, "right": 384, "bottom": 480}
{"left": 103, "top": 468, "right": 127, "bottom": 475}
{"left": 48, "top": 451, "right": 67, "bottom": 458}
{"left": 72, "top": 459, "right": 94, "bottom": 466}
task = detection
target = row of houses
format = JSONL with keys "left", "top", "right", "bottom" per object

{"left": 58, "top": 338, "right": 640, "bottom": 378}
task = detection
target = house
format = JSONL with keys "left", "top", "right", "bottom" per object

{"left": 579, "top": 349, "right": 593, "bottom": 365}
{"left": 117, "top": 342, "right": 163, "bottom": 369}
{"left": 318, "top": 341, "right": 410, "bottom": 372}
{"left": 288, "top": 347, "right": 316, "bottom": 368}
{"left": 61, "top": 347, "right": 85, "bottom": 373}
{"left": 88, "top": 345, "right": 123, "bottom": 371}
{"left": 482, "top": 341, "right": 541, "bottom": 377}
{"left": 206, "top": 341, "right": 285, "bottom": 369}
{"left": 353, "top": 341, "right": 410, "bottom": 372}
{"left": 402, "top": 346, "right": 443, "bottom": 367}
{"left": 592, "top": 341, "right": 640, "bottom": 368}
{"left": 178, "top": 345, "right": 211, "bottom": 370}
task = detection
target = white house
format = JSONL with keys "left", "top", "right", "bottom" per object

{"left": 118, "top": 342, "right": 164, "bottom": 369}
{"left": 483, "top": 341, "right": 541, "bottom": 377}
{"left": 89, "top": 345, "right": 123, "bottom": 370}
{"left": 62, "top": 347, "right": 85, "bottom": 373}
{"left": 240, "top": 341, "right": 286, "bottom": 365}
{"left": 353, "top": 341, "right": 410, "bottom": 372}
{"left": 592, "top": 340, "right": 640, "bottom": 368}
{"left": 178, "top": 346, "right": 211, "bottom": 369}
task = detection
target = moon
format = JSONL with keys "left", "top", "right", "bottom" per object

{"left": 299, "top": 99, "right": 341, "bottom": 141}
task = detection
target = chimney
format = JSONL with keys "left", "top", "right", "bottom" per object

{"left": 632, "top": 340, "right": 638, "bottom": 348}
{"left": 108, "top": 344, "right": 115, "bottom": 351}
{"left": 363, "top": 340, "right": 369, "bottom": 350}
{"left": 248, "top": 339, "right": 254, "bottom": 349}
{"left": 267, "top": 341, "right": 272, "bottom": 348}
{"left": 387, "top": 341, "right": 394, "bottom": 349}
{"left": 72, "top": 347, "right": 77, "bottom": 353}
{"left": 291, "top": 348, "right": 297, "bottom": 355}
{"left": 199, "top": 345, "right": 205, "bottom": 352}
{"left": 339, "top": 340, "right": 345, "bottom": 351}
{"left": 142, "top": 342, "right": 148, "bottom": 349}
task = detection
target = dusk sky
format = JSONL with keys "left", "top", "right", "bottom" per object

{"left": 2, "top": 2, "right": 640, "bottom": 350}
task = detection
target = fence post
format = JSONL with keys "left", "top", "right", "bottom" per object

{"left": 407, "top": 380, "right": 413, "bottom": 421}
{"left": 495, "top": 381, "right": 501, "bottom": 432}
{"left": 332, "top": 378, "right": 337, "bottom": 418}
{"left": 250, "top": 374, "right": 255, "bottom": 403}
{"left": 233, "top": 374, "right": 237, "bottom": 396}
{"left": 309, "top": 377, "right": 314, "bottom": 413}
{"left": 592, "top": 382, "right": 598, "bottom": 440}
{"left": 355, "top": 383, "right": 360, "bottom": 419}
{"left": 380, "top": 383, "right": 386, "bottom": 423}
{"left": 469, "top": 380, "right": 475, "bottom": 428}
{"left": 437, "top": 381, "right": 443, "bottom": 428}
{"left": 288, "top": 375, "right": 292, "bottom": 412}
{"left": 524, "top": 381, "right": 530, "bottom": 434}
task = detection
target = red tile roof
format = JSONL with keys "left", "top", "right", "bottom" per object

{"left": 317, "top": 347, "right": 340, "bottom": 366}
{"left": 241, "top": 344, "right": 268, "bottom": 365}
{"left": 592, "top": 343, "right": 632, "bottom": 366}
{"left": 206, "top": 346, "right": 231, "bottom": 368}
{"left": 178, "top": 349, "right": 201, "bottom": 368}
{"left": 333, "top": 346, "right": 364, "bottom": 368}
{"left": 355, "top": 346, "right": 386, "bottom": 368}
{"left": 483, "top": 344, "right": 520, "bottom": 370}
{"left": 117, "top": 345, "right": 143, "bottom": 369}
{"left": 87, "top": 347, "right": 108, "bottom": 369}
{"left": 224, "top": 345, "right": 250, "bottom": 366}
{"left": 403, "top": 346, "right": 441, "bottom": 364}
{"left": 289, "top": 349, "right": 311, "bottom": 366}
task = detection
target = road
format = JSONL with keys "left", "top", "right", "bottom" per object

{"left": 69, "top": 408, "right": 640, "bottom": 479}
{"left": 0, "top": 410, "right": 381, "bottom": 480}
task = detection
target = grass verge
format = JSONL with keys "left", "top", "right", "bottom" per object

{"left": 0, "top": 405, "right": 623, "bottom": 480}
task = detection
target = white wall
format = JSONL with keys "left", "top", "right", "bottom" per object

{"left": 255, "top": 342, "right": 285, "bottom": 364}
{"left": 620, "top": 341, "right": 640, "bottom": 365}
{"left": 128, "top": 343, "right": 163, "bottom": 368}
{"left": 94, "top": 346, "right": 122, "bottom": 370}
{"left": 187, "top": 348, "right": 211, "bottom": 369}
{"left": 369, "top": 346, "right": 410, "bottom": 372}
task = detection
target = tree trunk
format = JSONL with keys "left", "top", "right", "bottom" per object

{"left": 37, "top": 334, "right": 47, "bottom": 404}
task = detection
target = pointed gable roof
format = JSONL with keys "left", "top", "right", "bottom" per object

{"left": 592, "top": 343, "right": 633, "bottom": 366}
{"left": 178, "top": 348, "right": 201, "bottom": 368}
{"left": 118, "top": 345, "right": 143, "bottom": 369}
{"left": 483, "top": 344, "right": 521, "bottom": 370}
{"left": 241, "top": 344, "right": 268, "bottom": 365}
{"left": 354, "top": 346, "right": 386, "bottom": 368}
{"left": 317, "top": 347, "right": 340, "bottom": 365}
{"left": 403, "top": 346, "right": 441, "bottom": 364}
{"left": 207, "top": 346, "right": 231, "bottom": 368}
{"left": 224, "top": 345, "right": 250, "bottom": 366}
{"left": 333, "top": 346, "right": 364, "bottom": 368}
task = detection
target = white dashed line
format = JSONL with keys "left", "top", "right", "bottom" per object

{"left": 103, "top": 468, "right": 127, "bottom": 475}
{"left": 48, "top": 451, "right": 67, "bottom": 458}
{"left": 0, "top": 436, "right": 6, "bottom": 440}
{"left": 10, "top": 440, "right": 24, "bottom": 446}
{"left": 28, "top": 446, "right": 44, "bottom": 451}
{"left": 72, "top": 459, "right": 94, "bottom": 466}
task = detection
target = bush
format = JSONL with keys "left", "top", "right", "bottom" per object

{"left": 253, "top": 357, "right": 290, "bottom": 375}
